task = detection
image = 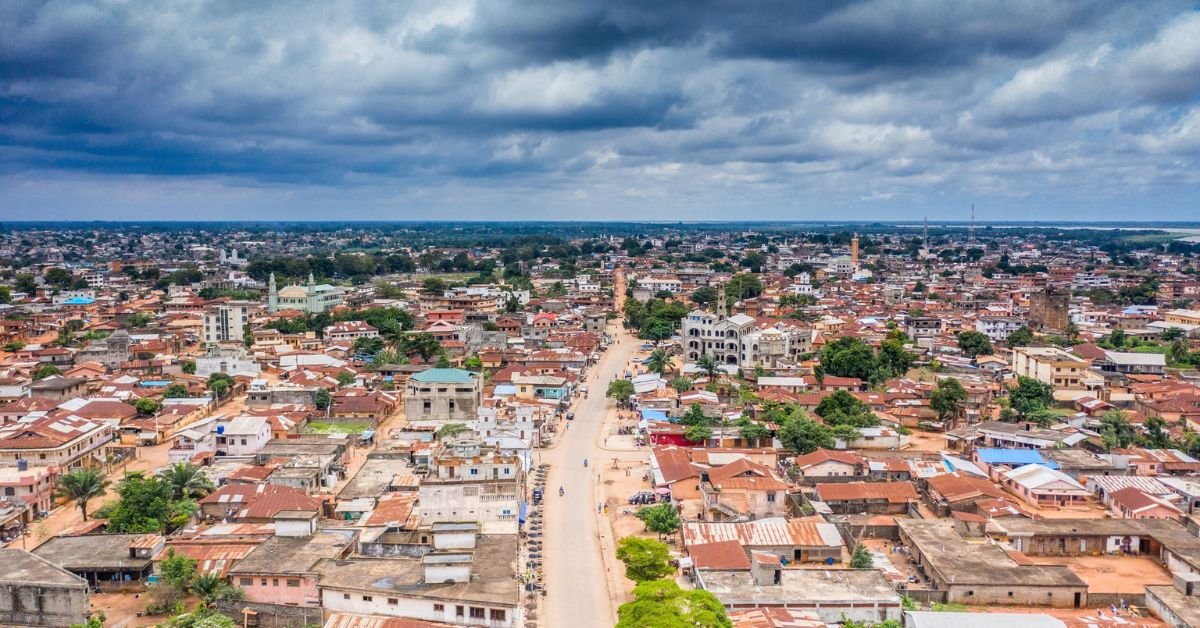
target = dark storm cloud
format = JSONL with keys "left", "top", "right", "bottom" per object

{"left": 0, "top": 0, "right": 1198, "bottom": 220}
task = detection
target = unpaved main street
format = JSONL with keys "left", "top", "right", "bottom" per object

{"left": 542, "top": 270, "right": 640, "bottom": 628}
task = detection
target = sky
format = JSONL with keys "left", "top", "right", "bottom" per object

{"left": 2, "top": 1, "right": 1200, "bottom": 222}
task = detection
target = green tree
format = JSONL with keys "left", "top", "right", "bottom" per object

{"left": 738, "top": 420, "right": 772, "bottom": 443}
{"left": 135, "top": 397, "right": 163, "bottom": 416}
{"left": 34, "top": 364, "right": 63, "bottom": 380}
{"left": 190, "top": 574, "right": 244, "bottom": 605}
{"left": 820, "top": 337, "right": 877, "bottom": 382}
{"left": 69, "top": 613, "right": 106, "bottom": 628}
{"left": 14, "top": 273, "right": 37, "bottom": 295}
{"left": 463, "top": 355, "right": 483, "bottom": 371}
{"left": 399, "top": 333, "right": 443, "bottom": 361}
{"left": 671, "top": 376, "right": 694, "bottom": 394}
{"left": 1161, "top": 327, "right": 1186, "bottom": 342}
{"left": 645, "top": 348, "right": 673, "bottom": 376}
{"left": 615, "top": 537, "right": 675, "bottom": 582}
{"left": 180, "top": 360, "right": 196, "bottom": 375}
{"left": 314, "top": 388, "right": 332, "bottom": 410}
{"left": 336, "top": 371, "right": 356, "bottom": 387}
{"left": 690, "top": 286, "right": 719, "bottom": 307}
{"left": 206, "top": 373, "right": 234, "bottom": 399}
{"left": 636, "top": 503, "right": 681, "bottom": 538}
{"left": 956, "top": 331, "right": 993, "bottom": 357}
{"left": 725, "top": 273, "right": 763, "bottom": 300}
{"left": 778, "top": 413, "right": 835, "bottom": 454}
{"left": 421, "top": 277, "right": 446, "bottom": 294}
{"left": 850, "top": 544, "right": 874, "bottom": 569}
{"left": 684, "top": 423, "right": 712, "bottom": 444}
{"left": 695, "top": 354, "right": 721, "bottom": 382}
{"left": 816, "top": 390, "right": 879, "bottom": 428}
{"left": 679, "top": 404, "right": 710, "bottom": 426}
{"left": 1008, "top": 376, "right": 1055, "bottom": 418}
{"left": 104, "top": 472, "right": 174, "bottom": 533}
{"left": 929, "top": 378, "right": 968, "bottom": 420}
{"left": 163, "top": 383, "right": 191, "bottom": 398}
{"left": 159, "top": 549, "right": 198, "bottom": 590}
{"left": 435, "top": 423, "right": 470, "bottom": 440}
{"left": 54, "top": 469, "right": 110, "bottom": 521}
{"left": 1101, "top": 409, "right": 1137, "bottom": 451}
{"left": 616, "top": 579, "right": 731, "bottom": 628}
{"left": 1143, "top": 416, "right": 1174, "bottom": 449}
{"left": 607, "top": 379, "right": 635, "bottom": 404}
{"left": 352, "top": 336, "right": 384, "bottom": 356}
{"left": 1005, "top": 326, "right": 1034, "bottom": 347}
{"left": 158, "top": 463, "right": 215, "bottom": 500}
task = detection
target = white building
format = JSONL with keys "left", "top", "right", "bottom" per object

{"left": 215, "top": 416, "right": 272, "bottom": 457}
{"left": 203, "top": 302, "right": 252, "bottom": 345}
{"left": 974, "top": 317, "right": 1026, "bottom": 342}
{"left": 681, "top": 310, "right": 813, "bottom": 368}
{"left": 418, "top": 440, "right": 521, "bottom": 527}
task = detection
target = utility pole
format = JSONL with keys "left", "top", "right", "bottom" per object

{"left": 969, "top": 204, "right": 976, "bottom": 244}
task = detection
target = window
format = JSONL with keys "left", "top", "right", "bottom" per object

{"left": 388, "top": 598, "right": 398, "bottom": 605}
{"left": 766, "top": 492, "right": 776, "bottom": 503}
{"left": 272, "top": 579, "right": 279, "bottom": 587}
{"left": 490, "top": 609, "right": 506, "bottom": 620}
{"left": 470, "top": 468, "right": 479, "bottom": 475}
{"left": 362, "top": 596, "right": 373, "bottom": 602}
{"left": 3, "top": 487, "right": 13, "bottom": 496}
{"left": 456, "top": 605, "right": 464, "bottom": 617}
{"left": 240, "top": 578, "right": 253, "bottom": 586}
{"left": 286, "top": 579, "right": 299, "bottom": 587}
{"left": 469, "top": 607, "right": 485, "bottom": 619}
{"left": 344, "top": 593, "right": 351, "bottom": 600}
{"left": 261, "top": 579, "right": 268, "bottom": 586}
{"left": 434, "top": 604, "right": 444, "bottom": 612}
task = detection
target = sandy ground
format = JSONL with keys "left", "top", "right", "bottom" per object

{"left": 540, "top": 316, "right": 640, "bottom": 628}
{"left": 942, "top": 606, "right": 1163, "bottom": 625}
{"left": 905, "top": 430, "right": 948, "bottom": 452}
{"left": 1027, "top": 555, "right": 1174, "bottom": 593}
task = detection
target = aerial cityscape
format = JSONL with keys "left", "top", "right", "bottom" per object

{"left": 4, "top": 2, "right": 1200, "bottom": 628}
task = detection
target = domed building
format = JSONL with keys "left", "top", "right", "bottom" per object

{"left": 267, "top": 272, "right": 344, "bottom": 313}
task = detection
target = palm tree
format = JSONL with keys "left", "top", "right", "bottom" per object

{"left": 158, "top": 463, "right": 215, "bottom": 501}
{"left": 645, "top": 348, "right": 673, "bottom": 376}
{"left": 695, "top": 353, "right": 720, "bottom": 383}
{"left": 55, "top": 468, "right": 110, "bottom": 521}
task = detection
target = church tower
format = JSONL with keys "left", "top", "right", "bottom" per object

{"left": 850, "top": 233, "right": 860, "bottom": 270}
{"left": 716, "top": 283, "right": 727, "bottom": 319}
{"left": 268, "top": 273, "right": 278, "bottom": 312}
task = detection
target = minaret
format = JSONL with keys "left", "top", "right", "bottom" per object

{"left": 307, "top": 273, "right": 317, "bottom": 313}
{"left": 850, "top": 233, "right": 860, "bottom": 270}
{"left": 267, "top": 272, "right": 278, "bottom": 312}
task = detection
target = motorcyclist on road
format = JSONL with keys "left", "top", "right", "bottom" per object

{"left": 559, "top": 486, "right": 565, "bottom": 497}
{"left": 584, "top": 458, "right": 589, "bottom": 467}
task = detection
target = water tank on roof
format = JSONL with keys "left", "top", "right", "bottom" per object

{"left": 216, "top": 425, "right": 225, "bottom": 434}
{"left": 17, "top": 458, "right": 28, "bottom": 471}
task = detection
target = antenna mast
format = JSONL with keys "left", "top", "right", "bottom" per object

{"left": 969, "top": 204, "right": 976, "bottom": 244}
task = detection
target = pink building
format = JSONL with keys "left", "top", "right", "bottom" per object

{"left": 228, "top": 519, "right": 355, "bottom": 607}
{"left": 1108, "top": 487, "right": 1183, "bottom": 520}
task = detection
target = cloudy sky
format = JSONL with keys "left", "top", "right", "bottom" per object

{"left": 2, "top": 1, "right": 1199, "bottom": 222}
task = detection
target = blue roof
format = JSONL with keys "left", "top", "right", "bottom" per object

{"left": 410, "top": 368, "right": 476, "bottom": 383}
{"left": 63, "top": 297, "right": 95, "bottom": 305}
{"left": 640, "top": 409, "right": 668, "bottom": 421}
{"left": 975, "top": 448, "right": 1058, "bottom": 469}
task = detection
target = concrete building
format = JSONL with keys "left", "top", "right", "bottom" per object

{"left": 268, "top": 272, "right": 344, "bottom": 314}
{"left": 681, "top": 309, "right": 812, "bottom": 368}
{"left": 32, "top": 533, "right": 163, "bottom": 587}
{"left": 315, "top": 532, "right": 519, "bottom": 627}
{"left": 230, "top": 527, "right": 357, "bottom": 608}
{"left": 418, "top": 440, "right": 521, "bottom": 527}
{"left": 0, "top": 415, "right": 113, "bottom": 470}
{"left": 75, "top": 328, "right": 131, "bottom": 368}
{"left": 974, "top": 317, "right": 1025, "bottom": 343}
{"left": 0, "top": 549, "right": 90, "bottom": 627}
{"left": 405, "top": 368, "right": 482, "bottom": 426}
{"left": 1010, "top": 346, "right": 1093, "bottom": 390}
{"left": 697, "top": 563, "right": 901, "bottom": 625}
{"left": 1030, "top": 290, "right": 1070, "bottom": 332}
{"left": 203, "top": 302, "right": 252, "bottom": 345}
{"left": 897, "top": 519, "right": 1087, "bottom": 608}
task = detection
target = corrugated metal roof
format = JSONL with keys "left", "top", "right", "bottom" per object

{"left": 682, "top": 518, "right": 842, "bottom": 549}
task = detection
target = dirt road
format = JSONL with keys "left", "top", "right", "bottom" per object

{"left": 542, "top": 271, "right": 639, "bottom": 627}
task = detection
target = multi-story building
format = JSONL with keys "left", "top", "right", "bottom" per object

{"left": 267, "top": 272, "right": 344, "bottom": 314}
{"left": 1010, "top": 347, "right": 1094, "bottom": 390}
{"left": 323, "top": 320, "right": 379, "bottom": 344}
{"left": 974, "top": 317, "right": 1025, "bottom": 342}
{"left": 0, "top": 415, "right": 113, "bottom": 470}
{"left": 418, "top": 440, "right": 522, "bottom": 526}
{"left": 404, "top": 368, "right": 482, "bottom": 425}
{"left": 681, "top": 310, "right": 812, "bottom": 368}
{"left": 203, "top": 302, "right": 252, "bottom": 344}
{"left": 0, "top": 462, "right": 56, "bottom": 521}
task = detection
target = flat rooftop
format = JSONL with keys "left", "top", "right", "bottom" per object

{"left": 32, "top": 534, "right": 157, "bottom": 571}
{"left": 0, "top": 548, "right": 88, "bottom": 587}
{"left": 898, "top": 519, "right": 1086, "bottom": 588}
{"left": 313, "top": 534, "right": 518, "bottom": 607}
{"left": 229, "top": 530, "right": 356, "bottom": 575}
{"left": 338, "top": 457, "right": 407, "bottom": 500}
{"left": 698, "top": 568, "right": 900, "bottom": 606}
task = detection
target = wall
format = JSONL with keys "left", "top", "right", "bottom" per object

{"left": 213, "top": 599, "right": 322, "bottom": 628}
{"left": 0, "top": 583, "right": 90, "bottom": 627}
{"left": 945, "top": 583, "right": 1085, "bottom": 608}
{"left": 320, "top": 586, "right": 515, "bottom": 627}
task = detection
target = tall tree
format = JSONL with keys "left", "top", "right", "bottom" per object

{"left": 158, "top": 463, "right": 215, "bottom": 501}
{"left": 645, "top": 348, "right": 674, "bottom": 376}
{"left": 615, "top": 537, "right": 675, "bottom": 582}
{"left": 930, "top": 378, "right": 968, "bottom": 420}
{"left": 54, "top": 469, "right": 110, "bottom": 521}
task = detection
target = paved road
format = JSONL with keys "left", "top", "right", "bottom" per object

{"left": 543, "top": 291, "right": 638, "bottom": 626}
